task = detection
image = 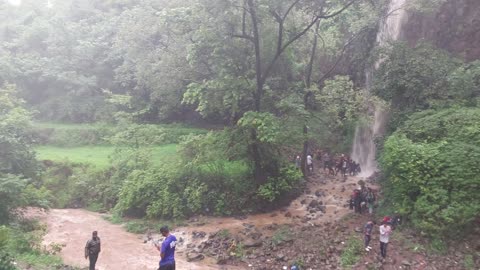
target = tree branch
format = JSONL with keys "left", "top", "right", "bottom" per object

{"left": 319, "top": 0, "right": 357, "bottom": 19}
{"left": 283, "top": 0, "right": 301, "bottom": 20}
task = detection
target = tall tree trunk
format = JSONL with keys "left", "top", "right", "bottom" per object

{"left": 301, "top": 21, "right": 320, "bottom": 178}
{"left": 247, "top": 0, "right": 266, "bottom": 184}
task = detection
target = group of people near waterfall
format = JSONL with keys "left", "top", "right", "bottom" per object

{"left": 350, "top": 184, "right": 377, "bottom": 214}
{"left": 84, "top": 226, "right": 176, "bottom": 270}
{"left": 294, "top": 150, "right": 362, "bottom": 177}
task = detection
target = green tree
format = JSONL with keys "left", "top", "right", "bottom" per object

{"left": 380, "top": 107, "right": 480, "bottom": 238}
{"left": 372, "top": 42, "right": 474, "bottom": 130}
{"left": 0, "top": 84, "right": 46, "bottom": 223}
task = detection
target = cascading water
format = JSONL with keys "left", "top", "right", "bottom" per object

{"left": 351, "top": 0, "right": 408, "bottom": 177}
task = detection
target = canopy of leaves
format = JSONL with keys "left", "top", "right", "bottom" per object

{"left": 380, "top": 107, "right": 480, "bottom": 238}
{"left": 373, "top": 42, "right": 480, "bottom": 130}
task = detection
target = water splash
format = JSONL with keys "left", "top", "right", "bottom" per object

{"left": 351, "top": 0, "right": 408, "bottom": 177}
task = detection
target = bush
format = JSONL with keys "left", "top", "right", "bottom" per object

{"left": 380, "top": 108, "right": 480, "bottom": 239}
{"left": 257, "top": 165, "right": 303, "bottom": 202}
{"left": 0, "top": 221, "right": 63, "bottom": 269}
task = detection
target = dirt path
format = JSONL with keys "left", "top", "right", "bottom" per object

{"left": 37, "top": 167, "right": 366, "bottom": 270}
{"left": 38, "top": 209, "right": 234, "bottom": 270}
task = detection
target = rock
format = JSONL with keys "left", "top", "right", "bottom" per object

{"left": 186, "top": 251, "right": 205, "bottom": 262}
{"left": 243, "top": 239, "right": 263, "bottom": 248}
{"left": 276, "top": 253, "right": 286, "bottom": 261}
{"left": 215, "top": 255, "right": 228, "bottom": 265}
{"left": 249, "top": 231, "right": 263, "bottom": 240}
{"left": 354, "top": 227, "right": 362, "bottom": 233}
{"left": 309, "top": 200, "right": 319, "bottom": 208}
{"left": 300, "top": 199, "right": 307, "bottom": 205}
{"left": 284, "top": 212, "right": 292, "bottom": 218}
{"left": 192, "top": 231, "right": 207, "bottom": 239}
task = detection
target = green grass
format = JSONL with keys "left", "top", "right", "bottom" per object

{"left": 33, "top": 122, "right": 112, "bottom": 130}
{"left": 33, "top": 121, "right": 207, "bottom": 134}
{"left": 35, "top": 144, "right": 178, "bottom": 168}
{"left": 340, "top": 235, "right": 363, "bottom": 268}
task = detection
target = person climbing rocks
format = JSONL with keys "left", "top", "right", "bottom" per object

{"left": 155, "top": 226, "right": 177, "bottom": 270}
{"left": 85, "top": 231, "right": 101, "bottom": 270}
{"left": 379, "top": 221, "right": 392, "bottom": 259}
{"left": 364, "top": 220, "right": 375, "bottom": 251}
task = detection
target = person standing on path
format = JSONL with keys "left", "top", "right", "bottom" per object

{"left": 379, "top": 222, "right": 392, "bottom": 259}
{"left": 306, "top": 154, "right": 313, "bottom": 174}
{"left": 85, "top": 231, "right": 101, "bottom": 270}
{"left": 155, "top": 226, "right": 177, "bottom": 270}
{"left": 364, "top": 220, "right": 375, "bottom": 251}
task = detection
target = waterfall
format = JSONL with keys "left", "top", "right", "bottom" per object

{"left": 351, "top": 0, "right": 408, "bottom": 177}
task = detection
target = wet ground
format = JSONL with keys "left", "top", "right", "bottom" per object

{"left": 36, "top": 168, "right": 368, "bottom": 269}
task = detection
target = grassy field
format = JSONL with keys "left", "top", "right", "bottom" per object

{"left": 35, "top": 144, "right": 178, "bottom": 168}
{"left": 33, "top": 121, "right": 208, "bottom": 134}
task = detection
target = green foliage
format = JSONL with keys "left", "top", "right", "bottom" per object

{"left": 373, "top": 43, "right": 480, "bottom": 130}
{"left": 380, "top": 108, "right": 480, "bottom": 239}
{"left": 0, "top": 226, "right": 16, "bottom": 270}
{"left": 463, "top": 254, "right": 475, "bottom": 270}
{"left": 0, "top": 221, "right": 63, "bottom": 269}
{"left": 257, "top": 166, "right": 302, "bottom": 202}
{"left": 315, "top": 76, "right": 368, "bottom": 129}
{"left": 398, "top": 107, "right": 480, "bottom": 144}
{"left": 0, "top": 175, "right": 27, "bottom": 224}
{"left": 0, "top": 84, "right": 37, "bottom": 179}
{"left": 237, "top": 112, "right": 281, "bottom": 143}
{"left": 33, "top": 122, "right": 207, "bottom": 147}
{"left": 340, "top": 235, "right": 363, "bottom": 268}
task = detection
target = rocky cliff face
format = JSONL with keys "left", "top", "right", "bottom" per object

{"left": 402, "top": 0, "right": 480, "bottom": 61}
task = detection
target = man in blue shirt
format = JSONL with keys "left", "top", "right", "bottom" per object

{"left": 155, "top": 226, "right": 177, "bottom": 270}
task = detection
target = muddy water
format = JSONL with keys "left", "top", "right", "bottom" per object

{"left": 38, "top": 209, "right": 232, "bottom": 270}
{"left": 38, "top": 172, "right": 363, "bottom": 270}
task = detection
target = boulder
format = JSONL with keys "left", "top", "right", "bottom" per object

{"left": 186, "top": 251, "right": 205, "bottom": 262}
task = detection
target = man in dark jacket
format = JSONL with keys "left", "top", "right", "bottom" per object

{"left": 85, "top": 231, "right": 101, "bottom": 270}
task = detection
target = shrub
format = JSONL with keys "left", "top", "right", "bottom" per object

{"left": 257, "top": 165, "right": 303, "bottom": 202}
{"left": 380, "top": 108, "right": 480, "bottom": 239}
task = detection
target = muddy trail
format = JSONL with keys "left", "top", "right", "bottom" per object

{"left": 37, "top": 167, "right": 366, "bottom": 270}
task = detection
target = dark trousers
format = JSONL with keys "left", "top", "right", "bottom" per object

{"left": 380, "top": 241, "right": 388, "bottom": 258}
{"left": 364, "top": 235, "right": 371, "bottom": 248}
{"left": 159, "top": 263, "right": 176, "bottom": 270}
{"left": 89, "top": 253, "right": 99, "bottom": 270}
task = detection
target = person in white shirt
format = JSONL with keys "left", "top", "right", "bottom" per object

{"left": 379, "top": 222, "right": 392, "bottom": 259}
{"left": 306, "top": 155, "right": 313, "bottom": 173}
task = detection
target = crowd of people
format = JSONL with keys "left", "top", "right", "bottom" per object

{"left": 294, "top": 150, "right": 361, "bottom": 177}
{"left": 349, "top": 185, "right": 377, "bottom": 215}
